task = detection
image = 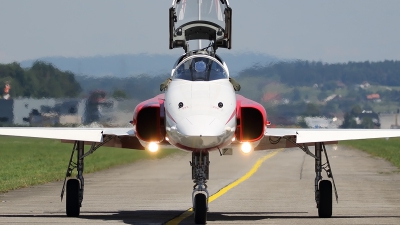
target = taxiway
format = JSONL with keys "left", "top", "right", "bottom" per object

{"left": 1, "top": 145, "right": 400, "bottom": 224}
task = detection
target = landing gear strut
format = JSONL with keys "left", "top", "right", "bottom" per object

{"left": 60, "top": 137, "right": 113, "bottom": 217}
{"left": 191, "top": 151, "right": 210, "bottom": 224}
{"left": 61, "top": 141, "right": 84, "bottom": 217}
{"left": 314, "top": 142, "right": 338, "bottom": 218}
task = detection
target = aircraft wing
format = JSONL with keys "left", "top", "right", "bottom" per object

{"left": 0, "top": 127, "right": 135, "bottom": 142}
{"left": 265, "top": 128, "right": 400, "bottom": 143}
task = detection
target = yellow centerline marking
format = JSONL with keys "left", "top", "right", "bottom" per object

{"left": 166, "top": 149, "right": 282, "bottom": 225}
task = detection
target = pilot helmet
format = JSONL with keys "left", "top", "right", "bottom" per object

{"left": 192, "top": 59, "right": 208, "bottom": 81}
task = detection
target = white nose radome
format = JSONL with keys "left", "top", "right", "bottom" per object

{"left": 177, "top": 115, "right": 225, "bottom": 136}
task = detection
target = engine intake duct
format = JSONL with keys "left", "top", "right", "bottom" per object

{"left": 136, "top": 107, "right": 162, "bottom": 142}
{"left": 241, "top": 107, "right": 264, "bottom": 141}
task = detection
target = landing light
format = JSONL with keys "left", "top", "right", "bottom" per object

{"left": 148, "top": 142, "right": 159, "bottom": 153}
{"left": 241, "top": 142, "right": 252, "bottom": 154}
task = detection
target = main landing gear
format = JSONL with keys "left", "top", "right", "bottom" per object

{"left": 275, "top": 137, "right": 339, "bottom": 218}
{"left": 60, "top": 141, "right": 84, "bottom": 217}
{"left": 60, "top": 138, "right": 113, "bottom": 217}
{"left": 314, "top": 142, "right": 338, "bottom": 218}
{"left": 191, "top": 151, "right": 210, "bottom": 224}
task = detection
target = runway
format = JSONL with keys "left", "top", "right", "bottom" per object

{"left": 1, "top": 145, "right": 400, "bottom": 224}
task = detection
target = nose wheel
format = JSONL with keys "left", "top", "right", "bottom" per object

{"left": 191, "top": 151, "right": 210, "bottom": 224}
{"left": 194, "top": 193, "right": 207, "bottom": 224}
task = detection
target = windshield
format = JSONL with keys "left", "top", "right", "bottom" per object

{"left": 173, "top": 56, "right": 228, "bottom": 81}
{"left": 174, "top": 0, "right": 226, "bottom": 28}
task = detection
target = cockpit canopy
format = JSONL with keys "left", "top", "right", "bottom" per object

{"left": 173, "top": 56, "right": 228, "bottom": 81}
{"left": 175, "top": 0, "right": 226, "bottom": 28}
{"left": 169, "top": 0, "right": 232, "bottom": 51}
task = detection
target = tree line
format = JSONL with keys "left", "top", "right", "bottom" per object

{"left": 0, "top": 61, "right": 81, "bottom": 98}
{"left": 2, "top": 59, "right": 400, "bottom": 100}
{"left": 76, "top": 74, "right": 167, "bottom": 101}
{"left": 238, "top": 60, "right": 400, "bottom": 86}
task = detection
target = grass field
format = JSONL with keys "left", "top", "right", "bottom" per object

{"left": 2, "top": 136, "right": 399, "bottom": 193}
{"left": 341, "top": 137, "right": 400, "bottom": 170}
{"left": 0, "top": 136, "right": 179, "bottom": 193}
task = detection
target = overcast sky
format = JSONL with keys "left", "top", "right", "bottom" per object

{"left": 0, "top": 0, "right": 399, "bottom": 63}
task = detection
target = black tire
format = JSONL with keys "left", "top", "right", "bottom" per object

{"left": 318, "top": 180, "right": 332, "bottom": 218}
{"left": 194, "top": 193, "right": 207, "bottom": 224}
{"left": 66, "top": 179, "right": 80, "bottom": 217}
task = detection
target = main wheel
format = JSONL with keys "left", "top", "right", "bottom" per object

{"left": 194, "top": 193, "right": 207, "bottom": 224}
{"left": 66, "top": 179, "right": 81, "bottom": 217}
{"left": 318, "top": 180, "right": 332, "bottom": 218}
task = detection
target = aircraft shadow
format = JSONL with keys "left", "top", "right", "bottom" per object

{"left": 1, "top": 210, "right": 400, "bottom": 224}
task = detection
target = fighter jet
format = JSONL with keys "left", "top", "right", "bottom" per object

{"left": 1, "top": 0, "right": 400, "bottom": 224}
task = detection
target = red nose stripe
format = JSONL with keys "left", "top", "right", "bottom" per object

{"left": 225, "top": 110, "right": 236, "bottom": 125}
{"left": 166, "top": 110, "right": 177, "bottom": 123}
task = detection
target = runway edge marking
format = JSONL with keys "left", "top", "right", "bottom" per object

{"left": 165, "top": 149, "right": 283, "bottom": 225}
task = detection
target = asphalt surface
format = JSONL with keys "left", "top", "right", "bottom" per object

{"left": 1, "top": 145, "right": 400, "bottom": 225}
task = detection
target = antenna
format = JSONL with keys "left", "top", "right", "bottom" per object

{"left": 198, "top": 0, "right": 202, "bottom": 49}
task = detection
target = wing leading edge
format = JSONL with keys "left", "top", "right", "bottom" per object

{"left": 0, "top": 127, "right": 135, "bottom": 143}
{"left": 265, "top": 128, "right": 400, "bottom": 143}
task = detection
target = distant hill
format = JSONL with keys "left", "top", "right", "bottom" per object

{"left": 20, "top": 53, "right": 279, "bottom": 77}
{"left": 238, "top": 60, "right": 400, "bottom": 86}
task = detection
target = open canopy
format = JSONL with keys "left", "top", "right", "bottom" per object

{"left": 169, "top": 0, "right": 232, "bottom": 52}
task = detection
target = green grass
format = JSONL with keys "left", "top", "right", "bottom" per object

{"left": 0, "top": 136, "right": 179, "bottom": 193}
{"left": 341, "top": 137, "right": 400, "bottom": 169}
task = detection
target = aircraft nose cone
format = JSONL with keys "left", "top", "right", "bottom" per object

{"left": 174, "top": 115, "right": 231, "bottom": 150}
{"left": 177, "top": 115, "right": 224, "bottom": 136}
{"left": 186, "top": 115, "right": 215, "bottom": 127}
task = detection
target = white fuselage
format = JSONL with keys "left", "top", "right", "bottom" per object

{"left": 165, "top": 79, "right": 236, "bottom": 151}
{"left": 164, "top": 55, "right": 236, "bottom": 151}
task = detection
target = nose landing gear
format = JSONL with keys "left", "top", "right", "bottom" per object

{"left": 191, "top": 151, "right": 210, "bottom": 224}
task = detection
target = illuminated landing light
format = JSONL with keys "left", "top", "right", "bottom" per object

{"left": 165, "top": 137, "right": 169, "bottom": 141}
{"left": 231, "top": 137, "right": 236, "bottom": 142}
{"left": 241, "top": 142, "right": 252, "bottom": 154}
{"left": 148, "top": 142, "right": 159, "bottom": 153}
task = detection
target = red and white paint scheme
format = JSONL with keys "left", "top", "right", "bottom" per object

{"left": 2, "top": 0, "right": 400, "bottom": 224}
{"left": 164, "top": 54, "right": 236, "bottom": 151}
